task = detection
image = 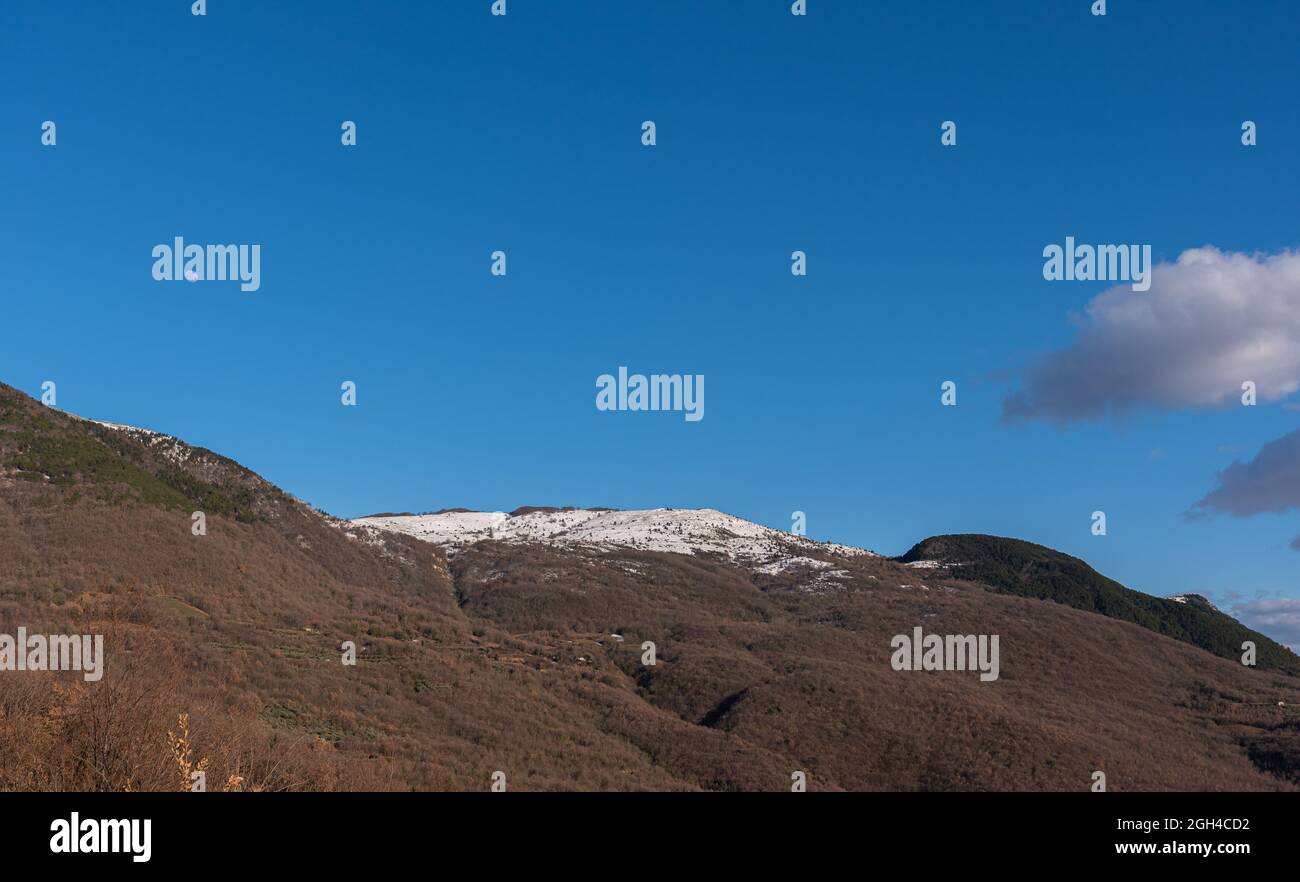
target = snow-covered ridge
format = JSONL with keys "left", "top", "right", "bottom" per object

{"left": 351, "top": 507, "right": 876, "bottom": 571}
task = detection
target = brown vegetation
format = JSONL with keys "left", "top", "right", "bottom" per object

{"left": 1, "top": 382, "right": 1298, "bottom": 791}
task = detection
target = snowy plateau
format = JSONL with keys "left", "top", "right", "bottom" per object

{"left": 351, "top": 507, "right": 876, "bottom": 575}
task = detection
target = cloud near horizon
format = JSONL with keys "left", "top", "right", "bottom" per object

{"left": 1004, "top": 246, "right": 1300, "bottom": 422}
{"left": 1188, "top": 428, "right": 1300, "bottom": 523}
{"left": 1230, "top": 598, "right": 1300, "bottom": 652}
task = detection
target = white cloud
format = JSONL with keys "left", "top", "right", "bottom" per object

{"left": 1004, "top": 246, "right": 1300, "bottom": 421}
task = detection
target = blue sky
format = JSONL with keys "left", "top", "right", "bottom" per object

{"left": 3, "top": 1, "right": 1299, "bottom": 640}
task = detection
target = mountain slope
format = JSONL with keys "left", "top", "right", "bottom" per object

{"left": 898, "top": 534, "right": 1300, "bottom": 675}
{"left": 3, "top": 382, "right": 1300, "bottom": 791}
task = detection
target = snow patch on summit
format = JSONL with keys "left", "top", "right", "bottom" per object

{"left": 352, "top": 507, "right": 876, "bottom": 569}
